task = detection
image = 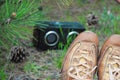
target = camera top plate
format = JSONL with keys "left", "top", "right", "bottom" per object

{"left": 35, "top": 21, "right": 85, "bottom": 29}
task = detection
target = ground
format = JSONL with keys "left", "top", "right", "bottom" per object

{"left": 5, "top": 48, "right": 61, "bottom": 80}
{"left": 1, "top": 0, "right": 120, "bottom": 80}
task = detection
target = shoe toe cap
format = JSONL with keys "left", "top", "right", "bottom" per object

{"left": 74, "top": 31, "right": 99, "bottom": 46}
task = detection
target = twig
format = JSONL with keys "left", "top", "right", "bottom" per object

{"left": 8, "top": 73, "right": 14, "bottom": 80}
{"left": 0, "top": 15, "right": 15, "bottom": 26}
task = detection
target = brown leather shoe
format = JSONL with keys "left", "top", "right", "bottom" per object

{"left": 98, "top": 34, "right": 120, "bottom": 80}
{"left": 61, "top": 31, "right": 99, "bottom": 80}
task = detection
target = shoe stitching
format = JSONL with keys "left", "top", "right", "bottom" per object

{"left": 60, "top": 42, "right": 81, "bottom": 80}
{"left": 100, "top": 46, "right": 113, "bottom": 80}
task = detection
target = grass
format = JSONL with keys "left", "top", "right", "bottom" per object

{"left": 24, "top": 62, "right": 41, "bottom": 75}
{"left": 0, "top": 68, "right": 7, "bottom": 80}
{"left": 53, "top": 32, "right": 78, "bottom": 69}
{"left": 95, "top": 7, "right": 120, "bottom": 37}
{"left": 23, "top": 61, "right": 48, "bottom": 79}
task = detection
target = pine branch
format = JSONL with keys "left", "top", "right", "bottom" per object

{"left": 0, "top": 0, "right": 44, "bottom": 50}
{"left": 0, "top": 6, "right": 43, "bottom": 26}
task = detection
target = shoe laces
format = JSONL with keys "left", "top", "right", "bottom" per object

{"left": 67, "top": 42, "right": 97, "bottom": 80}
{"left": 108, "top": 49, "right": 120, "bottom": 80}
{"left": 103, "top": 47, "right": 120, "bottom": 80}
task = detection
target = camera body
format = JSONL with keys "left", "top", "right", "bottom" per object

{"left": 33, "top": 21, "right": 85, "bottom": 50}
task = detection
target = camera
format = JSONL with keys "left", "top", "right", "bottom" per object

{"left": 33, "top": 21, "right": 85, "bottom": 50}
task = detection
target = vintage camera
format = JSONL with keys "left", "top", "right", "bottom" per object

{"left": 33, "top": 21, "right": 85, "bottom": 50}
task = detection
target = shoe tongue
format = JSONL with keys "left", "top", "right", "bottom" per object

{"left": 68, "top": 41, "right": 96, "bottom": 79}
{"left": 81, "top": 41, "right": 95, "bottom": 50}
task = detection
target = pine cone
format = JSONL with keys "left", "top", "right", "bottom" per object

{"left": 87, "top": 13, "right": 98, "bottom": 26}
{"left": 10, "top": 46, "right": 29, "bottom": 63}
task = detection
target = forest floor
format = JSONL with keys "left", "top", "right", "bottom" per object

{"left": 1, "top": 0, "right": 120, "bottom": 80}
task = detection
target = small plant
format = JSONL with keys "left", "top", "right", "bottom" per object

{"left": 24, "top": 62, "right": 40, "bottom": 74}
{"left": 46, "top": 76, "right": 51, "bottom": 80}
{"left": 0, "top": 68, "right": 7, "bottom": 80}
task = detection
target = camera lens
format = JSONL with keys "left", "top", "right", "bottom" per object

{"left": 67, "top": 31, "right": 79, "bottom": 43}
{"left": 44, "top": 31, "right": 59, "bottom": 46}
{"left": 46, "top": 33, "right": 57, "bottom": 43}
